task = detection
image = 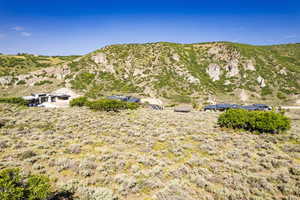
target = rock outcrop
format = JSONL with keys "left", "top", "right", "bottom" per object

{"left": 206, "top": 63, "right": 221, "bottom": 81}
{"left": 0, "top": 76, "right": 13, "bottom": 85}
{"left": 245, "top": 60, "right": 256, "bottom": 71}
{"left": 91, "top": 52, "right": 108, "bottom": 64}
{"left": 257, "top": 76, "right": 266, "bottom": 88}
{"left": 225, "top": 60, "right": 239, "bottom": 77}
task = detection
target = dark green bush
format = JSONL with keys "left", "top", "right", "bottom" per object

{"left": 16, "top": 80, "right": 26, "bottom": 85}
{"left": 218, "top": 109, "right": 291, "bottom": 133}
{"left": 0, "top": 97, "right": 27, "bottom": 106}
{"left": 86, "top": 99, "right": 139, "bottom": 112}
{"left": 0, "top": 168, "right": 52, "bottom": 200}
{"left": 69, "top": 96, "right": 88, "bottom": 107}
{"left": 34, "top": 80, "right": 53, "bottom": 86}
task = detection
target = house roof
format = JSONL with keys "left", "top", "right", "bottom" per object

{"left": 22, "top": 96, "right": 38, "bottom": 100}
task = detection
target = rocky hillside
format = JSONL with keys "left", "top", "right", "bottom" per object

{"left": 0, "top": 54, "right": 80, "bottom": 96}
{"left": 66, "top": 42, "right": 300, "bottom": 102}
{"left": 1, "top": 42, "right": 299, "bottom": 103}
{"left": 0, "top": 54, "right": 80, "bottom": 85}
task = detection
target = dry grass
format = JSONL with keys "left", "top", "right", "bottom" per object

{"left": 0, "top": 105, "right": 299, "bottom": 199}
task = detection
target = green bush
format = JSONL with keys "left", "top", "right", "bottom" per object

{"left": 0, "top": 168, "right": 24, "bottom": 200}
{"left": 34, "top": 80, "right": 53, "bottom": 86}
{"left": 261, "top": 86, "right": 273, "bottom": 96}
{"left": 69, "top": 96, "right": 88, "bottom": 107}
{"left": 218, "top": 109, "right": 291, "bottom": 133}
{"left": 0, "top": 168, "right": 52, "bottom": 200}
{"left": 86, "top": 99, "right": 139, "bottom": 112}
{"left": 70, "top": 72, "right": 95, "bottom": 90}
{"left": 26, "top": 175, "right": 51, "bottom": 200}
{"left": 0, "top": 97, "right": 27, "bottom": 106}
{"left": 16, "top": 80, "right": 26, "bottom": 85}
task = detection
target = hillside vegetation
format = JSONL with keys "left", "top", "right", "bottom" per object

{"left": 1, "top": 42, "right": 299, "bottom": 103}
{"left": 0, "top": 54, "right": 79, "bottom": 77}
{"left": 65, "top": 42, "right": 300, "bottom": 102}
{"left": 0, "top": 54, "right": 79, "bottom": 91}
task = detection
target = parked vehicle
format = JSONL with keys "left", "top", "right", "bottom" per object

{"left": 204, "top": 105, "right": 218, "bottom": 111}
{"left": 107, "top": 95, "right": 141, "bottom": 103}
{"left": 204, "top": 104, "right": 239, "bottom": 111}
{"left": 252, "top": 104, "right": 272, "bottom": 110}
{"left": 149, "top": 104, "right": 163, "bottom": 110}
{"left": 107, "top": 95, "right": 128, "bottom": 101}
{"left": 204, "top": 103, "right": 271, "bottom": 111}
{"left": 239, "top": 105, "right": 260, "bottom": 111}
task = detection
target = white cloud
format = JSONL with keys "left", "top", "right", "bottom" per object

{"left": 21, "top": 32, "right": 32, "bottom": 37}
{"left": 12, "top": 26, "right": 24, "bottom": 31}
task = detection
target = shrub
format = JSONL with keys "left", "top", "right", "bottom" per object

{"left": 277, "top": 92, "right": 286, "bottom": 100}
{"left": 0, "top": 119, "right": 6, "bottom": 128}
{"left": 218, "top": 109, "right": 291, "bottom": 133}
{"left": 34, "top": 80, "right": 53, "bottom": 86}
{"left": 261, "top": 86, "right": 273, "bottom": 96}
{"left": 0, "top": 97, "right": 27, "bottom": 106}
{"left": 16, "top": 80, "right": 26, "bottom": 85}
{"left": 26, "top": 175, "right": 51, "bottom": 200}
{"left": 19, "top": 150, "right": 37, "bottom": 160}
{"left": 170, "top": 95, "right": 192, "bottom": 103}
{"left": 80, "top": 186, "right": 117, "bottom": 200}
{"left": 0, "top": 168, "right": 52, "bottom": 200}
{"left": 69, "top": 96, "right": 88, "bottom": 107}
{"left": 86, "top": 99, "right": 139, "bottom": 112}
{"left": 0, "top": 168, "right": 24, "bottom": 200}
{"left": 70, "top": 72, "right": 95, "bottom": 89}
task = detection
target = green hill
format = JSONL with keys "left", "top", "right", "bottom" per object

{"left": 1, "top": 42, "right": 299, "bottom": 103}
{"left": 65, "top": 42, "right": 300, "bottom": 102}
{"left": 0, "top": 53, "right": 79, "bottom": 77}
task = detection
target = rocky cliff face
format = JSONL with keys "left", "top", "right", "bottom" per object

{"left": 65, "top": 42, "right": 300, "bottom": 102}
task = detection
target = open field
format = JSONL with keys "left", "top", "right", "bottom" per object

{"left": 0, "top": 105, "right": 300, "bottom": 200}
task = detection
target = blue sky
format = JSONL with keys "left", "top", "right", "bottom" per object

{"left": 0, "top": 0, "right": 299, "bottom": 55}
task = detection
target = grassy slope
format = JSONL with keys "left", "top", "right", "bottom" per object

{"left": 0, "top": 54, "right": 80, "bottom": 77}
{"left": 66, "top": 42, "right": 300, "bottom": 102}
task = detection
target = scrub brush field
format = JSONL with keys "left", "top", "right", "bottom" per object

{"left": 0, "top": 104, "right": 299, "bottom": 200}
